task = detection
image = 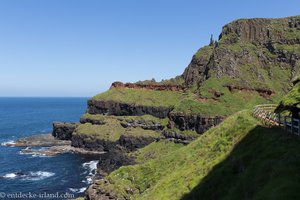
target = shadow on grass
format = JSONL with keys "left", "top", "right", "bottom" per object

{"left": 181, "top": 125, "right": 300, "bottom": 200}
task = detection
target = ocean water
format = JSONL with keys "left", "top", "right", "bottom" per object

{"left": 0, "top": 97, "right": 98, "bottom": 199}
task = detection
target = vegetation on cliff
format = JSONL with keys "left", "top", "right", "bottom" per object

{"left": 78, "top": 15, "right": 300, "bottom": 200}
{"left": 74, "top": 116, "right": 161, "bottom": 142}
{"left": 91, "top": 16, "right": 300, "bottom": 117}
{"left": 93, "top": 110, "right": 300, "bottom": 200}
{"left": 276, "top": 82, "right": 300, "bottom": 114}
{"left": 93, "top": 88, "right": 184, "bottom": 108}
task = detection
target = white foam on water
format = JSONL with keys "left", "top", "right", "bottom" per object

{"left": 31, "top": 153, "right": 52, "bottom": 158}
{"left": 69, "top": 187, "right": 86, "bottom": 193}
{"left": 23, "top": 171, "right": 55, "bottom": 181}
{"left": 3, "top": 173, "right": 18, "bottom": 178}
{"left": 1, "top": 140, "right": 16, "bottom": 146}
{"left": 18, "top": 147, "right": 52, "bottom": 158}
{"left": 82, "top": 160, "right": 98, "bottom": 184}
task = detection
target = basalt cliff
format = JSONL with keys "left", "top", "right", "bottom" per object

{"left": 53, "top": 16, "right": 300, "bottom": 200}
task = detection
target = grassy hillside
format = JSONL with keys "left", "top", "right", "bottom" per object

{"left": 74, "top": 116, "right": 161, "bottom": 142}
{"left": 92, "top": 88, "right": 184, "bottom": 108}
{"left": 88, "top": 16, "right": 300, "bottom": 118}
{"left": 92, "top": 87, "right": 273, "bottom": 116}
{"left": 94, "top": 110, "right": 300, "bottom": 200}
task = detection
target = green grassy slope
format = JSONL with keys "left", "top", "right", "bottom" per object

{"left": 95, "top": 110, "right": 300, "bottom": 200}
{"left": 92, "top": 88, "right": 184, "bottom": 108}
{"left": 276, "top": 82, "right": 300, "bottom": 113}
{"left": 181, "top": 125, "right": 300, "bottom": 200}
{"left": 92, "top": 87, "right": 272, "bottom": 116}
{"left": 74, "top": 116, "right": 161, "bottom": 142}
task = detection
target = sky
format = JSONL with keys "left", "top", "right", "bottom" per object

{"left": 0, "top": 0, "right": 299, "bottom": 97}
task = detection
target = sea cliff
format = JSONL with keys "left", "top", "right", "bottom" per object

{"left": 51, "top": 15, "right": 300, "bottom": 200}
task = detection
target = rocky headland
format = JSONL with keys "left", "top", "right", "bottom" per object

{"left": 11, "top": 15, "right": 300, "bottom": 200}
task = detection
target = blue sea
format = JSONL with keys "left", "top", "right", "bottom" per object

{"left": 0, "top": 97, "right": 98, "bottom": 199}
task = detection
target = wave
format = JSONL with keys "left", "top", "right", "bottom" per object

{"left": 1, "top": 140, "right": 16, "bottom": 146}
{"left": 82, "top": 160, "right": 98, "bottom": 184}
{"left": 30, "top": 153, "right": 52, "bottom": 158}
{"left": 1, "top": 171, "right": 55, "bottom": 181}
{"left": 3, "top": 173, "right": 18, "bottom": 178}
{"left": 24, "top": 171, "right": 55, "bottom": 181}
{"left": 18, "top": 147, "right": 53, "bottom": 158}
{"left": 69, "top": 187, "right": 86, "bottom": 193}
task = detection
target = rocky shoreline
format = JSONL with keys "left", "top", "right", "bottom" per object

{"left": 6, "top": 133, "right": 105, "bottom": 156}
{"left": 6, "top": 97, "right": 224, "bottom": 200}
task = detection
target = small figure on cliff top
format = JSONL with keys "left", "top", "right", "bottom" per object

{"left": 209, "top": 34, "right": 214, "bottom": 46}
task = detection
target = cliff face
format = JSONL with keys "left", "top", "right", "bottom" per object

{"left": 87, "top": 99, "right": 172, "bottom": 118}
{"left": 168, "top": 113, "right": 223, "bottom": 134}
{"left": 52, "top": 122, "right": 78, "bottom": 140}
{"left": 183, "top": 16, "right": 300, "bottom": 92}
{"left": 50, "top": 15, "right": 300, "bottom": 200}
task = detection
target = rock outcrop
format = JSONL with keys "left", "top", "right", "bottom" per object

{"left": 71, "top": 132, "right": 160, "bottom": 152}
{"left": 162, "top": 130, "right": 194, "bottom": 144}
{"left": 71, "top": 134, "right": 114, "bottom": 152}
{"left": 224, "top": 84, "right": 275, "bottom": 98}
{"left": 52, "top": 122, "right": 78, "bottom": 140}
{"left": 182, "top": 16, "right": 300, "bottom": 90}
{"left": 120, "top": 119, "right": 164, "bottom": 130}
{"left": 110, "top": 81, "right": 185, "bottom": 91}
{"left": 87, "top": 99, "right": 173, "bottom": 118}
{"left": 168, "top": 112, "right": 223, "bottom": 134}
{"left": 118, "top": 135, "right": 159, "bottom": 151}
{"left": 80, "top": 116, "right": 106, "bottom": 125}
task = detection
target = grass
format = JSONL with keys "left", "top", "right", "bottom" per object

{"left": 81, "top": 113, "right": 169, "bottom": 126}
{"left": 75, "top": 116, "right": 161, "bottom": 142}
{"left": 174, "top": 77, "right": 270, "bottom": 116}
{"left": 275, "top": 44, "right": 300, "bottom": 57}
{"left": 194, "top": 46, "right": 213, "bottom": 60}
{"left": 276, "top": 82, "right": 300, "bottom": 112}
{"left": 95, "top": 110, "right": 258, "bottom": 199}
{"left": 117, "top": 115, "right": 169, "bottom": 126}
{"left": 91, "top": 82, "right": 277, "bottom": 116}
{"left": 92, "top": 88, "right": 185, "bottom": 108}
{"left": 136, "top": 76, "right": 185, "bottom": 86}
{"left": 95, "top": 110, "right": 300, "bottom": 200}
{"left": 81, "top": 113, "right": 107, "bottom": 122}
{"left": 131, "top": 140, "right": 184, "bottom": 163}
{"left": 271, "top": 16, "right": 300, "bottom": 41}
{"left": 167, "top": 127, "right": 201, "bottom": 138}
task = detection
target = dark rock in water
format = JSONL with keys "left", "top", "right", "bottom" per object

{"left": 52, "top": 122, "right": 78, "bottom": 140}
{"left": 168, "top": 112, "right": 223, "bottom": 134}
{"left": 20, "top": 145, "right": 104, "bottom": 156}
{"left": 12, "top": 133, "right": 71, "bottom": 147}
{"left": 85, "top": 149, "right": 134, "bottom": 200}
{"left": 87, "top": 99, "right": 173, "bottom": 118}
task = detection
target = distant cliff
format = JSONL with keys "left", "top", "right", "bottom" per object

{"left": 183, "top": 16, "right": 300, "bottom": 92}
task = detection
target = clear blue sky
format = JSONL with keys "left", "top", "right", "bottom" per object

{"left": 0, "top": 0, "right": 299, "bottom": 97}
